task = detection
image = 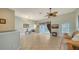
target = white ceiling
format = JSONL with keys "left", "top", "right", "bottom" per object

{"left": 12, "top": 8, "right": 76, "bottom": 21}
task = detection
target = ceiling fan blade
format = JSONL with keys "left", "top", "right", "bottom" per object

{"left": 53, "top": 11, "right": 58, "bottom": 14}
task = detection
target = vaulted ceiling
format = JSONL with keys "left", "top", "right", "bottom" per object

{"left": 12, "top": 8, "right": 76, "bottom": 21}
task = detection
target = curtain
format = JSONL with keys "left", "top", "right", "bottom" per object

{"left": 47, "top": 22, "right": 51, "bottom": 33}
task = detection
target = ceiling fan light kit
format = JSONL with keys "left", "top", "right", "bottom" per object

{"left": 47, "top": 8, "right": 58, "bottom": 17}
{"left": 42, "top": 8, "right": 58, "bottom": 18}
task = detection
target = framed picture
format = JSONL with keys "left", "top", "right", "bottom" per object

{"left": 23, "top": 24, "right": 29, "bottom": 28}
{"left": 52, "top": 24, "right": 59, "bottom": 29}
{"left": 0, "top": 18, "right": 6, "bottom": 24}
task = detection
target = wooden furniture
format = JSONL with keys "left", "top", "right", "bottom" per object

{"left": 66, "top": 43, "right": 73, "bottom": 50}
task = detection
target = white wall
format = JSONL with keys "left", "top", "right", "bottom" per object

{"left": 0, "top": 31, "right": 20, "bottom": 50}
{"left": 15, "top": 16, "right": 36, "bottom": 30}
{"left": 38, "top": 11, "right": 76, "bottom": 35}
{"left": 0, "top": 8, "right": 15, "bottom": 31}
{"left": 15, "top": 16, "right": 23, "bottom": 32}
{"left": 0, "top": 9, "right": 20, "bottom": 50}
{"left": 15, "top": 16, "right": 37, "bottom": 36}
{"left": 75, "top": 9, "right": 79, "bottom": 30}
{"left": 51, "top": 12, "right": 76, "bottom": 35}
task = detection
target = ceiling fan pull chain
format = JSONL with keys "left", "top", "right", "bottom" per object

{"left": 49, "top": 8, "right": 52, "bottom": 13}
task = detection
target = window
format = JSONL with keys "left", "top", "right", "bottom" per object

{"left": 39, "top": 24, "right": 49, "bottom": 34}
{"left": 62, "top": 23, "right": 70, "bottom": 34}
{"left": 77, "top": 16, "right": 79, "bottom": 30}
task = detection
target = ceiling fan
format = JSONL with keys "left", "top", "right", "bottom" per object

{"left": 40, "top": 8, "right": 58, "bottom": 18}
{"left": 45, "top": 8, "right": 58, "bottom": 18}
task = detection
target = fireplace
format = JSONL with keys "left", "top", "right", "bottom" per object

{"left": 52, "top": 32, "right": 57, "bottom": 37}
